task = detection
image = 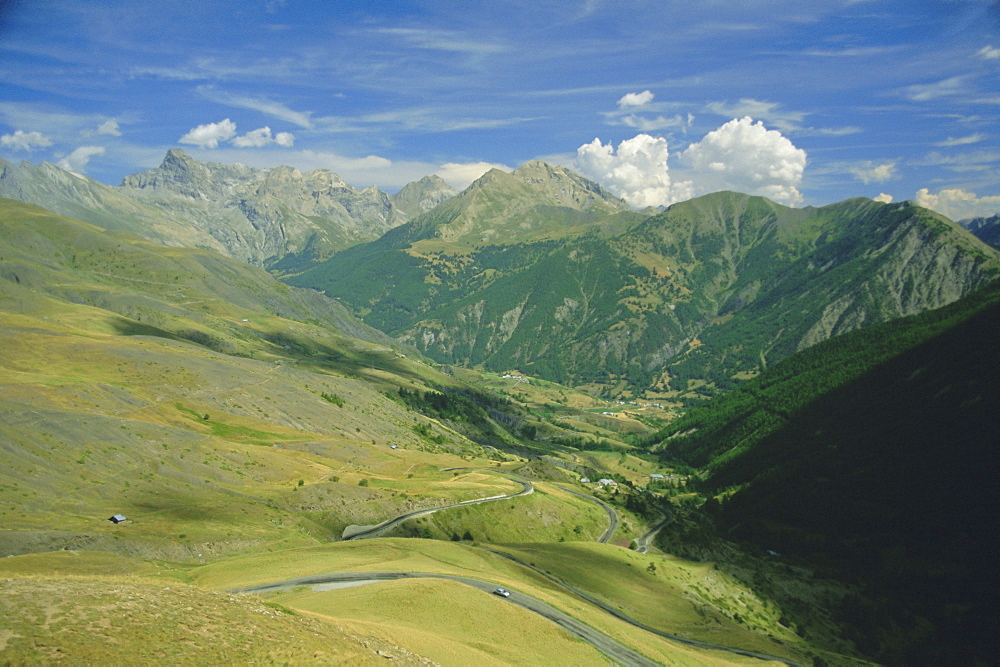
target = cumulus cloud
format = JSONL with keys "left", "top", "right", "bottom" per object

{"left": 179, "top": 119, "right": 237, "bottom": 149}
{"left": 575, "top": 134, "right": 690, "bottom": 208}
{"left": 0, "top": 130, "right": 53, "bottom": 151}
{"left": 849, "top": 161, "right": 896, "bottom": 184}
{"left": 915, "top": 187, "right": 1000, "bottom": 221}
{"left": 436, "top": 161, "right": 511, "bottom": 190}
{"left": 679, "top": 116, "right": 807, "bottom": 205}
{"left": 575, "top": 118, "right": 807, "bottom": 208}
{"left": 617, "top": 90, "right": 654, "bottom": 109}
{"left": 231, "top": 126, "right": 295, "bottom": 148}
{"left": 874, "top": 193, "right": 893, "bottom": 203}
{"left": 56, "top": 145, "right": 105, "bottom": 173}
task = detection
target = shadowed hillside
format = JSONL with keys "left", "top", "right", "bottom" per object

{"left": 650, "top": 281, "right": 1000, "bottom": 663}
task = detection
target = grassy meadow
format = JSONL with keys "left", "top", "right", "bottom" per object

{"left": 1, "top": 200, "right": 849, "bottom": 664}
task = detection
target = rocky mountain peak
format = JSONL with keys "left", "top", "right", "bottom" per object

{"left": 510, "top": 160, "right": 629, "bottom": 213}
{"left": 162, "top": 148, "right": 197, "bottom": 171}
{"left": 391, "top": 174, "right": 457, "bottom": 218}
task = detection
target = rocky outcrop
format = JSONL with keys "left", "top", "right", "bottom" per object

{"left": 0, "top": 157, "right": 230, "bottom": 253}
{"left": 118, "top": 150, "right": 407, "bottom": 265}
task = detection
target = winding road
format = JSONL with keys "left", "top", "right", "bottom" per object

{"left": 481, "top": 547, "right": 798, "bottom": 665}
{"left": 634, "top": 508, "right": 672, "bottom": 554}
{"left": 320, "top": 473, "right": 797, "bottom": 664}
{"left": 231, "top": 571, "right": 659, "bottom": 667}
{"left": 555, "top": 484, "right": 619, "bottom": 542}
{"left": 341, "top": 472, "right": 533, "bottom": 540}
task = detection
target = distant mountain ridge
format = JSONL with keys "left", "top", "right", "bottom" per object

{"left": 293, "top": 183, "right": 1000, "bottom": 397}
{"left": 0, "top": 197, "right": 401, "bottom": 351}
{"left": 4, "top": 151, "right": 998, "bottom": 398}
{"left": 391, "top": 174, "right": 458, "bottom": 219}
{"left": 0, "top": 150, "right": 456, "bottom": 268}
{"left": 959, "top": 213, "right": 1000, "bottom": 249}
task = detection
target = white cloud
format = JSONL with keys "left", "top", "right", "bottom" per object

{"left": 231, "top": 126, "right": 295, "bottom": 148}
{"left": 196, "top": 87, "right": 314, "bottom": 129}
{"left": 56, "top": 145, "right": 105, "bottom": 173}
{"left": 679, "top": 117, "right": 807, "bottom": 205}
{"left": 936, "top": 133, "right": 984, "bottom": 147}
{"left": 575, "top": 134, "right": 690, "bottom": 208}
{"left": 436, "top": 161, "right": 511, "bottom": 190}
{"left": 978, "top": 45, "right": 1000, "bottom": 60}
{"left": 604, "top": 93, "right": 690, "bottom": 132}
{"left": 617, "top": 90, "right": 654, "bottom": 109}
{"left": 96, "top": 120, "right": 121, "bottom": 136}
{"left": 915, "top": 187, "right": 1000, "bottom": 221}
{"left": 706, "top": 98, "right": 806, "bottom": 132}
{"left": 374, "top": 27, "right": 507, "bottom": 55}
{"left": 705, "top": 98, "right": 858, "bottom": 138}
{"left": 912, "top": 149, "right": 1000, "bottom": 171}
{"left": 903, "top": 76, "right": 969, "bottom": 102}
{"left": 617, "top": 114, "right": 687, "bottom": 131}
{"left": 0, "top": 129, "right": 53, "bottom": 151}
{"left": 849, "top": 161, "right": 896, "bottom": 184}
{"left": 179, "top": 119, "right": 237, "bottom": 149}
{"left": 575, "top": 118, "right": 807, "bottom": 208}
{"left": 874, "top": 193, "right": 893, "bottom": 203}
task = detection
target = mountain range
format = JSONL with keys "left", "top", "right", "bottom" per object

{"left": 4, "top": 151, "right": 997, "bottom": 400}
{"left": 288, "top": 170, "right": 999, "bottom": 399}
{"left": 959, "top": 213, "right": 1000, "bottom": 249}
{"left": 0, "top": 150, "right": 456, "bottom": 268}
{"left": 2, "top": 151, "right": 998, "bottom": 663}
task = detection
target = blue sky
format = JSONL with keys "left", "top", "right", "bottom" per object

{"left": 1, "top": 0, "right": 998, "bottom": 219}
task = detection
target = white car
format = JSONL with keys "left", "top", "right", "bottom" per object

{"left": 492, "top": 587, "right": 510, "bottom": 597}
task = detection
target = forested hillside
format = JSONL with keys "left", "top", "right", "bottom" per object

{"left": 650, "top": 281, "right": 1000, "bottom": 663}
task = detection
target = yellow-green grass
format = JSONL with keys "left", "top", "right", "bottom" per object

{"left": 1, "top": 309, "right": 532, "bottom": 556}
{"left": 388, "top": 481, "right": 611, "bottom": 543}
{"left": 185, "top": 539, "right": 787, "bottom": 664}
{"left": 0, "top": 574, "right": 420, "bottom": 664}
{"left": 494, "top": 542, "right": 808, "bottom": 661}
{"left": 0, "top": 550, "right": 162, "bottom": 578}
{"left": 268, "top": 577, "right": 605, "bottom": 665}
{"left": 578, "top": 450, "right": 663, "bottom": 485}
{"left": 0, "top": 541, "right": 796, "bottom": 664}
{"left": 552, "top": 415, "right": 633, "bottom": 443}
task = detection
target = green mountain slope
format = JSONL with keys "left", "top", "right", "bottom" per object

{"left": 0, "top": 199, "right": 835, "bottom": 665}
{"left": 0, "top": 198, "right": 661, "bottom": 549}
{"left": 0, "top": 197, "right": 401, "bottom": 353}
{"left": 650, "top": 281, "right": 1000, "bottom": 663}
{"left": 0, "top": 156, "right": 232, "bottom": 253}
{"left": 292, "top": 183, "right": 1000, "bottom": 398}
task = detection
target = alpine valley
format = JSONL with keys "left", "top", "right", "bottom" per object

{"left": 1, "top": 151, "right": 997, "bottom": 665}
